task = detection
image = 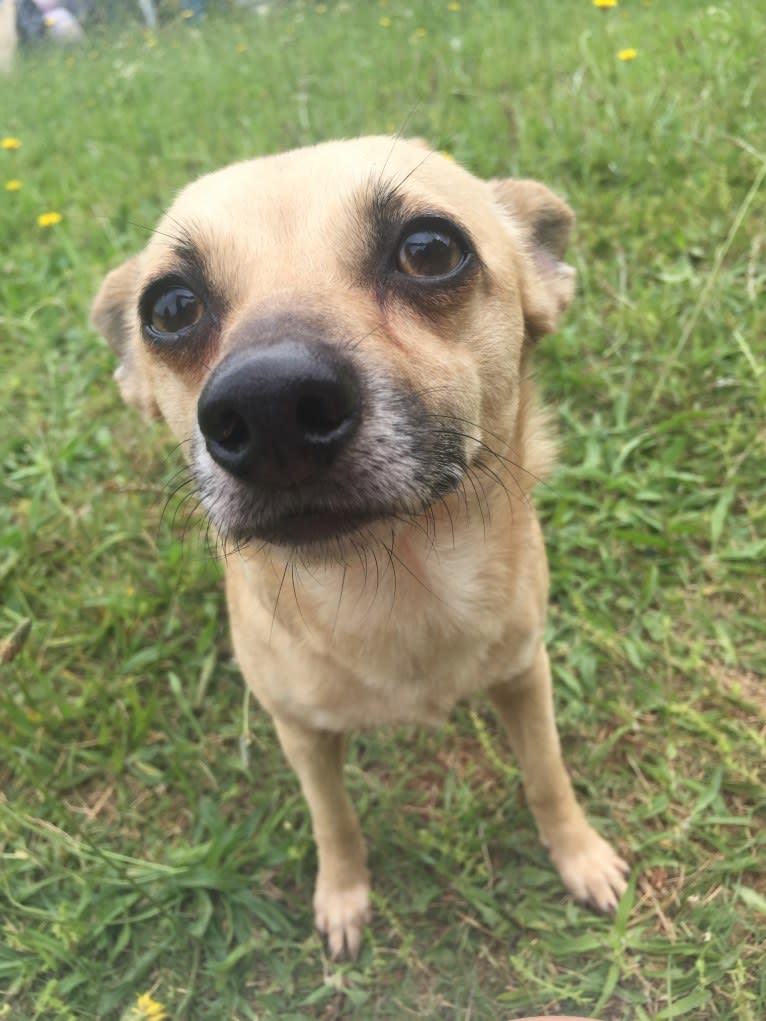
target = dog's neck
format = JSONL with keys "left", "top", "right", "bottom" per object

{"left": 233, "top": 476, "right": 536, "bottom": 645}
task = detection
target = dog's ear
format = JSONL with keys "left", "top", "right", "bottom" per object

{"left": 91, "top": 256, "right": 160, "bottom": 419}
{"left": 491, "top": 178, "right": 576, "bottom": 340}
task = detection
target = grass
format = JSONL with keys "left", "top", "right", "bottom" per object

{"left": 1, "top": 0, "right": 764, "bottom": 1018}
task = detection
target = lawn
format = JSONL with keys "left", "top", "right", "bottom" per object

{"left": 1, "top": 1, "right": 764, "bottom": 1019}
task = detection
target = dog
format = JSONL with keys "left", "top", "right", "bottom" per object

{"left": 91, "top": 136, "right": 629, "bottom": 960}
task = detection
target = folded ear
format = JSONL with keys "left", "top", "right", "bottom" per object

{"left": 491, "top": 178, "right": 576, "bottom": 340}
{"left": 91, "top": 256, "right": 159, "bottom": 419}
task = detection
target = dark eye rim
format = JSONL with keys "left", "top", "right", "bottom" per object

{"left": 392, "top": 215, "right": 475, "bottom": 284}
{"left": 139, "top": 276, "right": 208, "bottom": 342}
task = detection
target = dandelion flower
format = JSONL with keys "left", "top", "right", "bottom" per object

{"left": 618, "top": 47, "right": 637, "bottom": 60}
{"left": 379, "top": 15, "right": 391, "bottom": 27}
{"left": 5, "top": 180, "right": 22, "bottom": 191}
{"left": 181, "top": 8, "right": 194, "bottom": 17}
{"left": 2, "top": 137, "right": 22, "bottom": 150}
{"left": 121, "top": 993, "right": 169, "bottom": 1021}
{"left": 137, "top": 994, "right": 168, "bottom": 1021}
{"left": 448, "top": 2, "right": 461, "bottom": 9}
{"left": 593, "top": 0, "right": 617, "bottom": 7}
{"left": 38, "top": 211, "right": 63, "bottom": 228}
{"left": 413, "top": 27, "right": 428, "bottom": 39}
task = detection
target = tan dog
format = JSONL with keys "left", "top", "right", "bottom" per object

{"left": 92, "top": 137, "right": 629, "bottom": 960}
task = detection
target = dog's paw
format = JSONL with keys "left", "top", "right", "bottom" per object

{"left": 314, "top": 878, "right": 371, "bottom": 960}
{"left": 549, "top": 826, "right": 630, "bottom": 914}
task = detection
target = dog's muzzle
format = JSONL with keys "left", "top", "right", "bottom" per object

{"left": 194, "top": 320, "right": 468, "bottom": 548}
{"left": 196, "top": 338, "right": 372, "bottom": 545}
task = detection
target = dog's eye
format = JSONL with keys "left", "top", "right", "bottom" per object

{"left": 149, "top": 286, "right": 203, "bottom": 336}
{"left": 396, "top": 220, "right": 469, "bottom": 279}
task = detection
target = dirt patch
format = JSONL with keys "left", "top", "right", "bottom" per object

{"left": 710, "top": 663, "right": 766, "bottom": 717}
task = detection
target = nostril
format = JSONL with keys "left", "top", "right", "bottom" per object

{"left": 296, "top": 393, "right": 342, "bottom": 437}
{"left": 295, "top": 381, "right": 358, "bottom": 441}
{"left": 206, "top": 408, "right": 250, "bottom": 455}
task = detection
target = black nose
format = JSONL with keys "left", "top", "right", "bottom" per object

{"left": 197, "top": 340, "right": 361, "bottom": 485}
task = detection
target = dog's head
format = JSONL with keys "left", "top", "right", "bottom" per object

{"left": 92, "top": 137, "right": 574, "bottom": 550}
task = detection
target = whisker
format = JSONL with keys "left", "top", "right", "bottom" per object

{"left": 269, "top": 559, "right": 291, "bottom": 644}
{"left": 442, "top": 413, "right": 549, "bottom": 487}
{"left": 379, "top": 533, "right": 398, "bottom": 622}
{"left": 291, "top": 561, "right": 311, "bottom": 635}
{"left": 175, "top": 491, "right": 204, "bottom": 547}
{"left": 460, "top": 464, "right": 488, "bottom": 538}
{"left": 390, "top": 509, "right": 435, "bottom": 551}
{"left": 476, "top": 445, "right": 534, "bottom": 512}
{"left": 437, "top": 496, "right": 455, "bottom": 548}
{"left": 472, "top": 459, "right": 516, "bottom": 523}
{"left": 164, "top": 477, "right": 197, "bottom": 531}
{"left": 356, "top": 534, "right": 371, "bottom": 590}
{"left": 332, "top": 564, "right": 347, "bottom": 634}
{"left": 383, "top": 146, "right": 438, "bottom": 206}
{"left": 344, "top": 324, "right": 384, "bottom": 354}
{"left": 385, "top": 533, "right": 445, "bottom": 605}
{"left": 126, "top": 218, "right": 189, "bottom": 247}
{"left": 375, "top": 108, "right": 421, "bottom": 191}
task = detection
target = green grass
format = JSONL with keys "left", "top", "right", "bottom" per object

{"left": 1, "top": 1, "right": 764, "bottom": 1018}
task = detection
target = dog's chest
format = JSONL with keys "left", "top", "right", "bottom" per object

{"left": 228, "top": 528, "right": 546, "bottom": 731}
{"left": 282, "top": 596, "right": 513, "bottom": 730}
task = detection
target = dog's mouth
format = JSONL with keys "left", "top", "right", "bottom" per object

{"left": 254, "top": 506, "right": 383, "bottom": 547}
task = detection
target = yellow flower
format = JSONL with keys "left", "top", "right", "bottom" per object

{"left": 447, "top": 1, "right": 461, "bottom": 9}
{"left": 618, "top": 47, "right": 637, "bottom": 60}
{"left": 145, "top": 30, "right": 157, "bottom": 47}
{"left": 133, "top": 994, "right": 168, "bottom": 1021}
{"left": 38, "top": 211, "right": 63, "bottom": 227}
{"left": 413, "top": 27, "right": 428, "bottom": 39}
{"left": 379, "top": 15, "right": 391, "bottom": 26}
{"left": 2, "top": 137, "right": 22, "bottom": 150}
{"left": 593, "top": 0, "right": 617, "bottom": 7}
{"left": 181, "top": 8, "right": 193, "bottom": 17}
{"left": 5, "top": 180, "right": 22, "bottom": 191}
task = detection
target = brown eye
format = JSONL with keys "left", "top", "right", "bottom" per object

{"left": 396, "top": 222, "right": 468, "bottom": 279}
{"left": 149, "top": 286, "right": 203, "bottom": 336}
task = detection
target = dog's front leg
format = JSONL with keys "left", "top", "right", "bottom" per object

{"left": 488, "top": 646, "right": 629, "bottom": 912}
{"left": 273, "top": 717, "right": 370, "bottom": 959}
